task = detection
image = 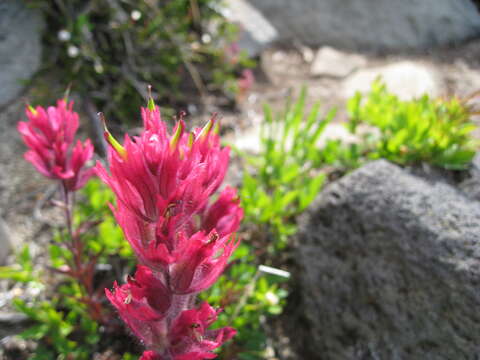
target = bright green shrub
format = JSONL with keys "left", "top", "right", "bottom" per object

{"left": 348, "top": 81, "right": 478, "bottom": 169}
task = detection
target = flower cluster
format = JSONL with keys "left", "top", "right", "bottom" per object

{"left": 97, "top": 102, "right": 243, "bottom": 359}
{"left": 17, "top": 100, "right": 94, "bottom": 191}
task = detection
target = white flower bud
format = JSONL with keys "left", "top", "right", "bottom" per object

{"left": 131, "top": 10, "right": 142, "bottom": 21}
{"left": 67, "top": 45, "right": 79, "bottom": 58}
{"left": 58, "top": 29, "right": 71, "bottom": 42}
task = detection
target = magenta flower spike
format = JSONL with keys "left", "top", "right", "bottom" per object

{"left": 99, "top": 102, "right": 242, "bottom": 359}
{"left": 18, "top": 100, "right": 94, "bottom": 191}
{"left": 136, "top": 302, "right": 236, "bottom": 360}
{"left": 166, "top": 302, "right": 236, "bottom": 359}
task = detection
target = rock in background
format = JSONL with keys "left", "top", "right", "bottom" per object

{"left": 0, "top": 0, "right": 43, "bottom": 107}
{"left": 342, "top": 61, "right": 442, "bottom": 100}
{"left": 220, "top": 0, "right": 278, "bottom": 57}
{"left": 295, "top": 160, "right": 480, "bottom": 359}
{"left": 310, "top": 47, "right": 367, "bottom": 78}
{"left": 242, "top": 0, "right": 480, "bottom": 52}
{"left": 0, "top": 216, "right": 11, "bottom": 265}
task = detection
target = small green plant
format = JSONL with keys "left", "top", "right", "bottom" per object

{"left": 313, "top": 139, "right": 364, "bottom": 172}
{"left": 347, "top": 80, "right": 478, "bottom": 169}
{"left": 0, "top": 246, "right": 38, "bottom": 284}
{"left": 1, "top": 245, "right": 101, "bottom": 360}
{"left": 13, "top": 294, "right": 99, "bottom": 360}
{"left": 239, "top": 88, "right": 334, "bottom": 248}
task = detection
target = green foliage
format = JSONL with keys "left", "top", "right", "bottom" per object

{"left": 347, "top": 80, "right": 478, "bottom": 169}
{"left": 11, "top": 262, "right": 102, "bottom": 359}
{"left": 14, "top": 294, "right": 99, "bottom": 360}
{"left": 0, "top": 245, "right": 39, "bottom": 283}
{"left": 239, "top": 88, "right": 332, "bottom": 247}
{"left": 314, "top": 139, "right": 364, "bottom": 171}
{"left": 1, "top": 178, "right": 135, "bottom": 359}
{"left": 201, "top": 243, "right": 288, "bottom": 359}
{"left": 27, "top": 0, "right": 253, "bottom": 121}
{"left": 76, "top": 178, "right": 133, "bottom": 259}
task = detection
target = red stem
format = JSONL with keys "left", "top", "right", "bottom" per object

{"left": 60, "top": 180, "right": 106, "bottom": 324}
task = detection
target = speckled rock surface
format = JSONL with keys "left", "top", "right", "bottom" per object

{"left": 0, "top": 0, "right": 43, "bottom": 107}
{"left": 0, "top": 217, "right": 11, "bottom": 266}
{"left": 296, "top": 160, "right": 480, "bottom": 359}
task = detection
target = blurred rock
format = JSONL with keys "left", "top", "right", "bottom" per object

{"left": 342, "top": 61, "right": 442, "bottom": 100}
{"left": 310, "top": 47, "right": 366, "bottom": 78}
{"left": 221, "top": 0, "right": 278, "bottom": 57}
{"left": 0, "top": 0, "right": 43, "bottom": 107}
{"left": 296, "top": 160, "right": 480, "bottom": 359}
{"left": 245, "top": 0, "right": 480, "bottom": 52}
{"left": 458, "top": 152, "right": 480, "bottom": 202}
{"left": 0, "top": 216, "right": 11, "bottom": 265}
{"left": 444, "top": 60, "right": 480, "bottom": 97}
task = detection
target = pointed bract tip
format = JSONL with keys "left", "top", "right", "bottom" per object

{"left": 187, "top": 132, "right": 194, "bottom": 148}
{"left": 198, "top": 117, "right": 215, "bottom": 140}
{"left": 63, "top": 83, "right": 72, "bottom": 102}
{"left": 99, "top": 112, "right": 127, "bottom": 159}
{"left": 213, "top": 121, "right": 220, "bottom": 135}
{"left": 170, "top": 121, "right": 185, "bottom": 150}
{"left": 27, "top": 104, "right": 37, "bottom": 116}
{"left": 179, "top": 111, "right": 187, "bottom": 121}
{"left": 147, "top": 85, "right": 155, "bottom": 111}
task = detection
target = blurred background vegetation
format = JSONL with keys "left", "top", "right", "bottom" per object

{"left": 27, "top": 0, "right": 252, "bottom": 123}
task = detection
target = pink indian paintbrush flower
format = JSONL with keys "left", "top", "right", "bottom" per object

{"left": 95, "top": 106, "right": 242, "bottom": 274}
{"left": 100, "top": 101, "right": 242, "bottom": 359}
{"left": 96, "top": 107, "right": 229, "bottom": 223}
{"left": 110, "top": 185, "right": 242, "bottom": 276}
{"left": 166, "top": 302, "right": 236, "bottom": 360}
{"left": 105, "top": 265, "right": 172, "bottom": 346}
{"left": 107, "top": 270, "right": 235, "bottom": 360}
{"left": 131, "top": 302, "right": 235, "bottom": 360}
{"left": 17, "top": 99, "right": 94, "bottom": 191}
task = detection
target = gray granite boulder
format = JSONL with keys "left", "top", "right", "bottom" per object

{"left": 296, "top": 160, "right": 480, "bottom": 359}
{"left": 245, "top": 0, "right": 480, "bottom": 52}
{"left": 0, "top": 0, "right": 44, "bottom": 107}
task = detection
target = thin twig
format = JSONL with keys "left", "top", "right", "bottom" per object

{"left": 83, "top": 97, "right": 107, "bottom": 156}
{"left": 189, "top": 0, "right": 201, "bottom": 27}
{"left": 33, "top": 184, "right": 58, "bottom": 226}
{"left": 61, "top": 181, "right": 73, "bottom": 240}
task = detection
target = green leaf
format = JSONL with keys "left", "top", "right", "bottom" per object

{"left": 299, "top": 173, "right": 326, "bottom": 211}
{"left": 18, "top": 245, "right": 32, "bottom": 268}
{"left": 19, "top": 324, "right": 49, "bottom": 340}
